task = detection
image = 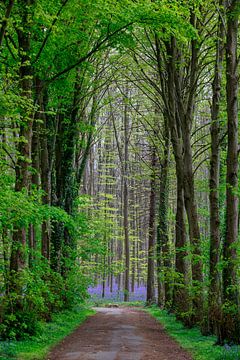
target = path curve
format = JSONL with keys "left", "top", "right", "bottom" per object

{"left": 48, "top": 307, "right": 192, "bottom": 360}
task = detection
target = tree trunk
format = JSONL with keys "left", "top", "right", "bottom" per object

{"left": 10, "top": 1, "right": 34, "bottom": 276}
{"left": 164, "top": 39, "right": 191, "bottom": 323}
{"left": 221, "top": 0, "right": 240, "bottom": 344}
{"left": 123, "top": 88, "right": 130, "bottom": 302}
{"left": 147, "top": 146, "right": 157, "bottom": 304}
{"left": 208, "top": 1, "right": 224, "bottom": 337}
{"left": 28, "top": 113, "right": 40, "bottom": 266}
{"left": 182, "top": 113, "right": 203, "bottom": 321}
{"left": 157, "top": 116, "right": 170, "bottom": 307}
{"left": 175, "top": 24, "right": 203, "bottom": 322}
{"left": 51, "top": 77, "right": 81, "bottom": 273}
{"left": 39, "top": 92, "right": 51, "bottom": 261}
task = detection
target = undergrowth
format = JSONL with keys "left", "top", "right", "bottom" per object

{"left": 0, "top": 306, "right": 95, "bottom": 360}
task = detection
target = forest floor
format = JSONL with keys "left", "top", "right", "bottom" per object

{"left": 47, "top": 306, "right": 192, "bottom": 360}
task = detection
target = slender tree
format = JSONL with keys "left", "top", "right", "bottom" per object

{"left": 146, "top": 145, "right": 157, "bottom": 304}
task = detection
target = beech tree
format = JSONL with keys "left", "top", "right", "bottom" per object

{"left": 221, "top": 0, "right": 239, "bottom": 344}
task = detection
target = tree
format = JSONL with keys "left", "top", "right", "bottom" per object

{"left": 146, "top": 143, "right": 157, "bottom": 304}
{"left": 221, "top": 0, "right": 240, "bottom": 344}
{"left": 208, "top": 0, "right": 224, "bottom": 338}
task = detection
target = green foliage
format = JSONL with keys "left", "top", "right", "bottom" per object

{"left": 0, "top": 184, "right": 103, "bottom": 339}
{"left": 0, "top": 307, "right": 95, "bottom": 360}
{"left": 0, "top": 174, "right": 73, "bottom": 232}
{"left": 0, "top": 311, "right": 41, "bottom": 341}
{"left": 0, "top": 260, "right": 89, "bottom": 340}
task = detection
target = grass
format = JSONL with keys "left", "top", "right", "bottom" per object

{"left": 0, "top": 306, "right": 95, "bottom": 360}
{"left": 146, "top": 306, "right": 240, "bottom": 360}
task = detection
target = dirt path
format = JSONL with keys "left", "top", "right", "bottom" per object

{"left": 48, "top": 307, "right": 192, "bottom": 360}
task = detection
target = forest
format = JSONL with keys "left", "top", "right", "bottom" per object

{"left": 0, "top": 0, "right": 240, "bottom": 359}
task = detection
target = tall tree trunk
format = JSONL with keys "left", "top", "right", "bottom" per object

{"left": 157, "top": 116, "right": 170, "bottom": 307}
{"left": 173, "top": 143, "right": 191, "bottom": 324}
{"left": 10, "top": 0, "right": 34, "bottom": 277}
{"left": 51, "top": 77, "right": 81, "bottom": 273}
{"left": 155, "top": 35, "right": 191, "bottom": 322}
{"left": 131, "top": 173, "right": 136, "bottom": 293}
{"left": 182, "top": 113, "right": 203, "bottom": 322}
{"left": 165, "top": 39, "right": 191, "bottom": 323}
{"left": 221, "top": 0, "right": 240, "bottom": 344}
{"left": 147, "top": 146, "right": 157, "bottom": 304}
{"left": 176, "top": 24, "right": 203, "bottom": 322}
{"left": 51, "top": 113, "right": 64, "bottom": 272}
{"left": 28, "top": 109, "right": 40, "bottom": 266}
{"left": 123, "top": 91, "right": 130, "bottom": 302}
{"left": 208, "top": 1, "right": 224, "bottom": 337}
{"left": 39, "top": 88, "right": 51, "bottom": 261}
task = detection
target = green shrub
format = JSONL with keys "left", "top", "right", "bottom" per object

{"left": 0, "top": 261, "right": 90, "bottom": 340}
{"left": 0, "top": 310, "right": 41, "bottom": 340}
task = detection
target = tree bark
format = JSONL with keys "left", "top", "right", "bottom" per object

{"left": 39, "top": 88, "right": 51, "bottom": 261}
{"left": 208, "top": 1, "right": 224, "bottom": 337}
{"left": 176, "top": 24, "right": 204, "bottom": 321}
{"left": 182, "top": 112, "right": 203, "bottom": 320}
{"left": 221, "top": 0, "right": 240, "bottom": 344}
{"left": 146, "top": 146, "right": 157, "bottom": 304}
{"left": 10, "top": 0, "right": 34, "bottom": 276}
{"left": 123, "top": 89, "right": 130, "bottom": 302}
{"left": 163, "top": 38, "right": 191, "bottom": 323}
{"left": 157, "top": 116, "right": 170, "bottom": 307}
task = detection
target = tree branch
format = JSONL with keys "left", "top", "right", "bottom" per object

{"left": 33, "top": 0, "right": 70, "bottom": 64}
{"left": 47, "top": 22, "right": 134, "bottom": 84}
{"left": 0, "top": 0, "right": 14, "bottom": 48}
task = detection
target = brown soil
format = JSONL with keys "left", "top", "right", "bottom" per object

{"left": 47, "top": 307, "right": 192, "bottom": 360}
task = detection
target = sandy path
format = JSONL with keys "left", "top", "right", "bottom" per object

{"left": 47, "top": 307, "right": 192, "bottom": 360}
